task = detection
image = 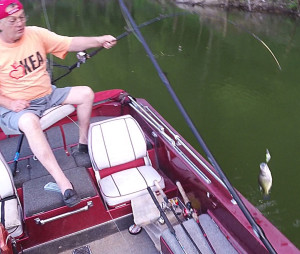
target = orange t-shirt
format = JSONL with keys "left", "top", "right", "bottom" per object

{"left": 0, "top": 26, "right": 72, "bottom": 101}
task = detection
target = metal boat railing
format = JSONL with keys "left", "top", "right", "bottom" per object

{"left": 143, "top": 102, "right": 229, "bottom": 191}
{"left": 129, "top": 97, "right": 236, "bottom": 194}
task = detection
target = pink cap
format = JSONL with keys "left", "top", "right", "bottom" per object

{"left": 0, "top": 0, "right": 23, "bottom": 20}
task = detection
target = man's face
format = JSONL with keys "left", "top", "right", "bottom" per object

{"left": 0, "top": 7, "right": 26, "bottom": 43}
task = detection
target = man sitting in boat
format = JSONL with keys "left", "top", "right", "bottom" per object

{"left": 0, "top": 0, "right": 117, "bottom": 207}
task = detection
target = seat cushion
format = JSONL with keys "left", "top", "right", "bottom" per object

{"left": 100, "top": 165, "right": 165, "bottom": 207}
{"left": 0, "top": 104, "right": 75, "bottom": 135}
{"left": 40, "top": 104, "right": 75, "bottom": 130}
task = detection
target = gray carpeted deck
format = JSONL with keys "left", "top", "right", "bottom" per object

{"left": 0, "top": 116, "right": 108, "bottom": 188}
{"left": 23, "top": 214, "right": 159, "bottom": 254}
{"left": 1, "top": 115, "right": 160, "bottom": 254}
{"left": 60, "top": 228, "right": 159, "bottom": 254}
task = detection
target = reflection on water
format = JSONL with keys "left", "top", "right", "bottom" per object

{"left": 23, "top": 0, "right": 300, "bottom": 248}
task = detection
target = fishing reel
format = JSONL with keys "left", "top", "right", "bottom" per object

{"left": 76, "top": 51, "right": 90, "bottom": 67}
{"left": 160, "top": 197, "right": 183, "bottom": 217}
{"left": 157, "top": 197, "right": 183, "bottom": 225}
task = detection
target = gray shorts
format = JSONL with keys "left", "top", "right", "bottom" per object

{"left": 0, "top": 85, "right": 71, "bottom": 132}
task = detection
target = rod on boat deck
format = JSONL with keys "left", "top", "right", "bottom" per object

{"left": 154, "top": 181, "right": 202, "bottom": 254}
{"left": 176, "top": 181, "right": 216, "bottom": 254}
{"left": 146, "top": 187, "right": 188, "bottom": 254}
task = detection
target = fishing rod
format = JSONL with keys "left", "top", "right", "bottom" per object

{"left": 118, "top": 0, "right": 277, "bottom": 253}
{"left": 51, "top": 12, "right": 187, "bottom": 84}
{"left": 154, "top": 181, "right": 202, "bottom": 254}
{"left": 146, "top": 187, "right": 188, "bottom": 254}
{"left": 176, "top": 181, "right": 216, "bottom": 254}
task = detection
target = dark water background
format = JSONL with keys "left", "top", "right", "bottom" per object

{"left": 24, "top": 0, "right": 300, "bottom": 248}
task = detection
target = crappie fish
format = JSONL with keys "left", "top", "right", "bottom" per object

{"left": 258, "top": 162, "right": 272, "bottom": 200}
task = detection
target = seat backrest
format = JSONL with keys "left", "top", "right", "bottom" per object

{"left": 88, "top": 115, "right": 147, "bottom": 171}
{"left": 0, "top": 152, "right": 23, "bottom": 238}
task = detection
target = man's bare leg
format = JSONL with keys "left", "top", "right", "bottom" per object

{"left": 17, "top": 86, "right": 93, "bottom": 206}
{"left": 18, "top": 113, "right": 72, "bottom": 194}
{"left": 63, "top": 86, "right": 94, "bottom": 145}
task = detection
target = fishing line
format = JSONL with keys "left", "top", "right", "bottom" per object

{"left": 250, "top": 32, "right": 282, "bottom": 70}
{"left": 41, "top": 0, "right": 51, "bottom": 30}
{"left": 226, "top": 18, "right": 282, "bottom": 70}
{"left": 118, "top": 1, "right": 277, "bottom": 253}
{"left": 40, "top": 3, "right": 129, "bottom": 246}
{"left": 103, "top": 201, "right": 132, "bottom": 252}
{"left": 41, "top": 0, "right": 54, "bottom": 75}
{"left": 65, "top": 115, "right": 88, "bottom": 145}
{"left": 196, "top": 13, "right": 282, "bottom": 70}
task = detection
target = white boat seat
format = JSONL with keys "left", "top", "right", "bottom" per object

{"left": 1, "top": 104, "right": 76, "bottom": 135}
{"left": 0, "top": 104, "right": 76, "bottom": 175}
{"left": 88, "top": 115, "right": 165, "bottom": 207}
{"left": 0, "top": 152, "right": 23, "bottom": 237}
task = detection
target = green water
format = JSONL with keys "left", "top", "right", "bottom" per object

{"left": 24, "top": 0, "right": 299, "bottom": 249}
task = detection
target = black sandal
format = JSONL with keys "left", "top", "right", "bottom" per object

{"left": 63, "top": 187, "right": 81, "bottom": 207}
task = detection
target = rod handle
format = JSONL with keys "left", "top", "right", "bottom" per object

{"left": 154, "top": 180, "right": 167, "bottom": 201}
{"left": 146, "top": 187, "right": 175, "bottom": 235}
{"left": 176, "top": 181, "right": 190, "bottom": 205}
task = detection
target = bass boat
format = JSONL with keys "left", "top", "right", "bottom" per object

{"left": 1, "top": 1, "right": 299, "bottom": 252}
{"left": 0, "top": 89, "right": 299, "bottom": 254}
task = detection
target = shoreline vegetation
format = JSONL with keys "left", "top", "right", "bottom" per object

{"left": 172, "top": 0, "right": 300, "bottom": 16}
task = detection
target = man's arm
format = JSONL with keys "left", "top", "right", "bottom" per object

{"left": 68, "top": 35, "right": 117, "bottom": 52}
{"left": 0, "top": 93, "right": 29, "bottom": 112}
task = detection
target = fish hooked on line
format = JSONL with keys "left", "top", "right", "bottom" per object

{"left": 258, "top": 162, "right": 272, "bottom": 200}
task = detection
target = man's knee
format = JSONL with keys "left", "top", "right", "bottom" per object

{"left": 81, "top": 86, "right": 94, "bottom": 102}
{"left": 65, "top": 86, "right": 94, "bottom": 105}
{"left": 18, "top": 113, "right": 41, "bottom": 133}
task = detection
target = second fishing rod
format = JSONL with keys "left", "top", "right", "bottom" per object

{"left": 153, "top": 180, "right": 202, "bottom": 254}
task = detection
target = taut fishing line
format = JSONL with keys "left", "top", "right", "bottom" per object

{"left": 195, "top": 12, "right": 282, "bottom": 70}
{"left": 41, "top": 0, "right": 54, "bottom": 75}
{"left": 226, "top": 17, "right": 282, "bottom": 70}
